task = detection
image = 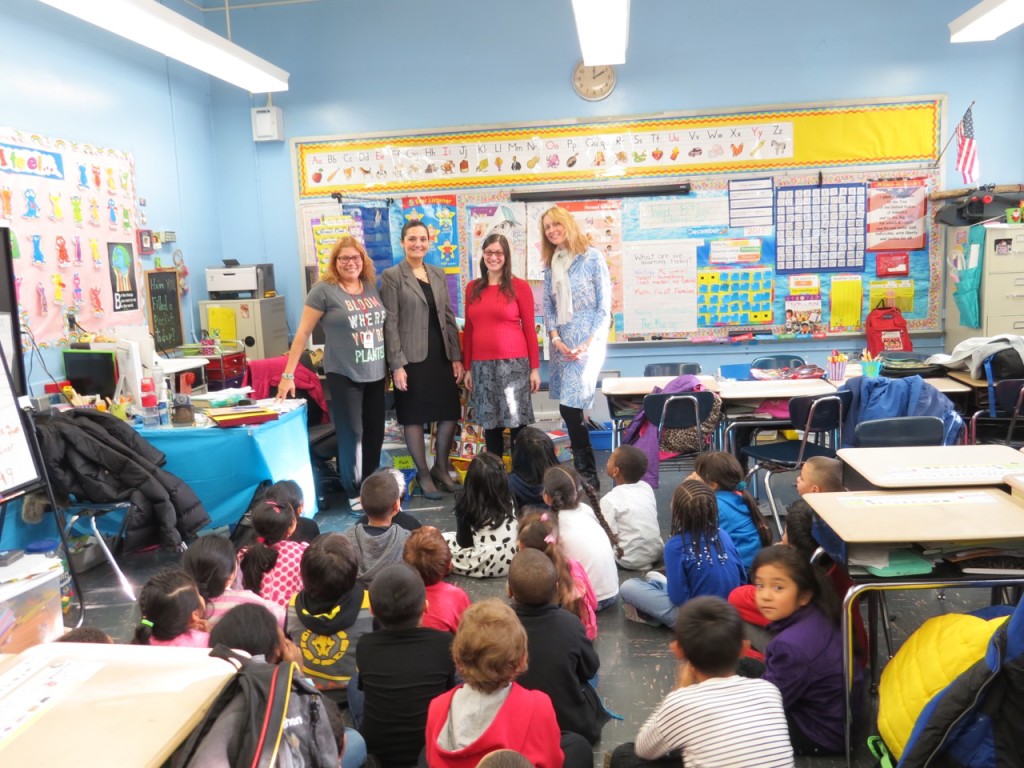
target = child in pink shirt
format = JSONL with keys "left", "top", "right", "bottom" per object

{"left": 238, "top": 499, "right": 308, "bottom": 606}
{"left": 133, "top": 569, "right": 210, "bottom": 648}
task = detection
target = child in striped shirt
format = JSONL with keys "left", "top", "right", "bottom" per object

{"left": 608, "top": 596, "right": 793, "bottom": 768}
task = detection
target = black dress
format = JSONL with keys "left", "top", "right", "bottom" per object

{"left": 394, "top": 278, "right": 461, "bottom": 425}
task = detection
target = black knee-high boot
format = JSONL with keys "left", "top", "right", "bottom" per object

{"left": 561, "top": 404, "right": 600, "bottom": 491}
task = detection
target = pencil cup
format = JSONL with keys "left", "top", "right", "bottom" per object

{"left": 827, "top": 361, "right": 847, "bottom": 381}
{"left": 862, "top": 360, "right": 882, "bottom": 378}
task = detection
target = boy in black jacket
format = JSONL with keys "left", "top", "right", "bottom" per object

{"left": 508, "top": 548, "right": 610, "bottom": 745}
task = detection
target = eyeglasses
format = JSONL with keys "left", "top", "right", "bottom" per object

{"left": 336, "top": 255, "right": 363, "bottom": 262}
{"left": 482, "top": 249, "right": 505, "bottom": 257}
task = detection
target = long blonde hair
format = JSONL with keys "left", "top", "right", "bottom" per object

{"left": 321, "top": 236, "right": 376, "bottom": 285}
{"left": 539, "top": 206, "right": 590, "bottom": 267}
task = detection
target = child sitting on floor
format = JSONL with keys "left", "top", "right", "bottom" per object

{"left": 508, "top": 549, "right": 608, "bottom": 745}
{"left": 517, "top": 507, "right": 598, "bottom": 640}
{"left": 691, "top": 451, "right": 772, "bottom": 571}
{"left": 346, "top": 470, "right": 410, "bottom": 584}
{"left": 286, "top": 533, "right": 372, "bottom": 705}
{"left": 264, "top": 479, "right": 321, "bottom": 543}
{"left": 133, "top": 569, "right": 210, "bottom": 647}
{"left": 620, "top": 479, "right": 745, "bottom": 628}
{"left": 748, "top": 545, "right": 850, "bottom": 756}
{"left": 354, "top": 563, "right": 456, "bottom": 768}
{"left": 208, "top": 603, "right": 299, "bottom": 665}
{"left": 424, "top": 599, "right": 589, "bottom": 768}
{"left": 599, "top": 445, "right": 663, "bottom": 571}
{"left": 403, "top": 526, "right": 471, "bottom": 633}
{"left": 543, "top": 465, "right": 620, "bottom": 609}
{"left": 183, "top": 534, "right": 285, "bottom": 628}
{"left": 508, "top": 426, "right": 559, "bottom": 513}
{"left": 796, "top": 456, "right": 845, "bottom": 495}
{"left": 444, "top": 453, "right": 518, "bottom": 578}
{"left": 608, "top": 596, "right": 793, "bottom": 768}
{"left": 238, "top": 499, "right": 308, "bottom": 606}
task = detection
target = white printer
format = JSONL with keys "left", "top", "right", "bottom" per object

{"left": 206, "top": 260, "right": 276, "bottom": 299}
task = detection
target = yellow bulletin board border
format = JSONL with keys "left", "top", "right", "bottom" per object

{"left": 293, "top": 96, "right": 941, "bottom": 199}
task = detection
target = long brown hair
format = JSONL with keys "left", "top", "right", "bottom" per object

{"left": 694, "top": 452, "right": 772, "bottom": 547}
{"left": 468, "top": 233, "right": 516, "bottom": 304}
{"left": 517, "top": 508, "right": 582, "bottom": 620}
{"left": 539, "top": 206, "right": 590, "bottom": 267}
{"left": 543, "top": 466, "right": 622, "bottom": 559}
{"left": 321, "top": 236, "right": 375, "bottom": 285}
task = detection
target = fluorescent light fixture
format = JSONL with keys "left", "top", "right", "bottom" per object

{"left": 572, "top": 0, "right": 630, "bottom": 66}
{"left": 38, "top": 0, "right": 289, "bottom": 93}
{"left": 949, "top": 0, "right": 1024, "bottom": 42}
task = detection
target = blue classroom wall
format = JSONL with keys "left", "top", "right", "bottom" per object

{"left": 2, "top": 0, "right": 1023, "bottom": 391}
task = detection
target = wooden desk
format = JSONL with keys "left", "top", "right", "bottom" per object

{"left": 837, "top": 444, "right": 1024, "bottom": 490}
{"left": 0, "top": 643, "right": 235, "bottom": 767}
{"left": 806, "top": 487, "right": 1024, "bottom": 765}
{"left": 948, "top": 370, "right": 989, "bottom": 389}
{"left": 600, "top": 375, "right": 835, "bottom": 400}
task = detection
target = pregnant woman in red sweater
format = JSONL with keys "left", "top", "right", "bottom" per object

{"left": 463, "top": 233, "right": 540, "bottom": 459}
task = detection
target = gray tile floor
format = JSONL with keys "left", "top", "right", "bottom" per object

{"left": 74, "top": 452, "right": 990, "bottom": 768}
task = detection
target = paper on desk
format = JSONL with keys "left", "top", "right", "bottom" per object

{"left": 847, "top": 545, "right": 891, "bottom": 569}
{"left": 256, "top": 398, "right": 304, "bottom": 414}
{"left": 0, "top": 554, "right": 61, "bottom": 584}
{"left": 0, "top": 657, "right": 102, "bottom": 744}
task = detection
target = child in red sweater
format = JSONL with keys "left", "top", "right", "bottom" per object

{"left": 403, "top": 526, "right": 471, "bottom": 633}
{"left": 424, "top": 599, "right": 590, "bottom": 768}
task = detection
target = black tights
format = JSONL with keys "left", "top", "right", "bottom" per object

{"left": 404, "top": 420, "right": 457, "bottom": 477}
{"left": 559, "top": 404, "right": 592, "bottom": 450}
{"left": 483, "top": 425, "right": 525, "bottom": 457}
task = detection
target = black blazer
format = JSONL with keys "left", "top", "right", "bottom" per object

{"left": 380, "top": 260, "right": 461, "bottom": 370}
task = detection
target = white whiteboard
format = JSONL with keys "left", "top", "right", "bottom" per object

{"left": 0, "top": 344, "right": 40, "bottom": 499}
{"left": 621, "top": 240, "right": 699, "bottom": 335}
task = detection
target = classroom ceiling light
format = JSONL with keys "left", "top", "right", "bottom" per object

{"left": 949, "top": 0, "right": 1024, "bottom": 42}
{"left": 572, "top": 0, "right": 630, "bottom": 65}
{"left": 37, "top": 0, "right": 290, "bottom": 93}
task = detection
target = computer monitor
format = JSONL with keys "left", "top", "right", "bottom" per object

{"left": 62, "top": 349, "right": 119, "bottom": 400}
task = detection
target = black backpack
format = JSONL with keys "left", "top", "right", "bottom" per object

{"left": 171, "top": 646, "right": 339, "bottom": 768}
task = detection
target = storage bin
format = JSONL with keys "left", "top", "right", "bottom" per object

{"left": 0, "top": 557, "right": 64, "bottom": 652}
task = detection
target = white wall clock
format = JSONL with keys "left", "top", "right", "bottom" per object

{"left": 572, "top": 61, "right": 617, "bottom": 102}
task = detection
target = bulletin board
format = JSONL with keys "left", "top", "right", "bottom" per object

{"left": 0, "top": 127, "right": 145, "bottom": 350}
{"left": 291, "top": 96, "right": 944, "bottom": 342}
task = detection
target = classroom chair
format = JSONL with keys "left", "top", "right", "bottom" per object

{"left": 641, "top": 391, "right": 719, "bottom": 479}
{"left": 854, "top": 416, "right": 945, "bottom": 448}
{"left": 750, "top": 354, "right": 806, "bottom": 370}
{"left": 970, "top": 379, "right": 1024, "bottom": 447}
{"left": 63, "top": 502, "right": 136, "bottom": 600}
{"left": 643, "top": 362, "right": 702, "bottom": 377}
{"left": 741, "top": 391, "right": 851, "bottom": 536}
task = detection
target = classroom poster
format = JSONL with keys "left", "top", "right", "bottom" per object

{"left": 775, "top": 183, "right": 867, "bottom": 273}
{"left": 784, "top": 294, "right": 823, "bottom": 334}
{"left": 0, "top": 126, "right": 145, "bottom": 346}
{"left": 867, "top": 179, "right": 927, "bottom": 252}
{"left": 402, "top": 195, "right": 459, "bottom": 271}
{"left": 467, "top": 202, "right": 527, "bottom": 280}
{"left": 621, "top": 240, "right": 698, "bottom": 335}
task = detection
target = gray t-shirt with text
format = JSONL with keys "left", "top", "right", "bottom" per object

{"left": 305, "top": 280, "right": 386, "bottom": 382}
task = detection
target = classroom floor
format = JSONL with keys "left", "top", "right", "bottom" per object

{"left": 72, "top": 451, "right": 991, "bottom": 768}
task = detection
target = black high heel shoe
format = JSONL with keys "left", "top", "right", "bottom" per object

{"left": 430, "top": 464, "right": 460, "bottom": 493}
{"left": 413, "top": 471, "right": 443, "bottom": 501}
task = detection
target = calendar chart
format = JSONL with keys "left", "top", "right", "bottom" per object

{"left": 698, "top": 266, "right": 775, "bottom": 326}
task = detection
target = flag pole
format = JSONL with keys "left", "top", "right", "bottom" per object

{"left": 935, "top": 100, "right": 976, "bottom": 167}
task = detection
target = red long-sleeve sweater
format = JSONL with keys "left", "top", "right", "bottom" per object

{"left": 463, "top": 278, "right": 540, "bottom": 369}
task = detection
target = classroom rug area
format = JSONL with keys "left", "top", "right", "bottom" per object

{"left": 72, "top": 450, "right": 994, "bottom": 768}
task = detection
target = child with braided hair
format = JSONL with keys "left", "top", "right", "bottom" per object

{"left": 238, "top": 499, "right": 308, "bottom": 606}
{"left": 620, "top": 479, "right": 746, "bottom": 628}
{"left": 133, "top": 568, "right": 210, "bottom": 647}
{"left": 541, "top": 466, "right": 619, "bottom": 609}
{"left": 517, "top": 507, "right": 598, "bottom": 639}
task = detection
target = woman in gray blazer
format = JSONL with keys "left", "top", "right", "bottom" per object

{"left": 380, "top": 220, "right": 463, "bottom": 500}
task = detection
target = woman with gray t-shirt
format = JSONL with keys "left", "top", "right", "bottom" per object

{"left": 278, "top": 236, "right": 386, "bottom": 510}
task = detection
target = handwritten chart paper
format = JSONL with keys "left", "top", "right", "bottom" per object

{"left": 776, "top": 183, "right": 866, "bottom": 273}
{"left": 621, "top": 240, "right": 697, "bottom": 334}
{"left": 638, "top": 197, "right": 728, "bottom": 229}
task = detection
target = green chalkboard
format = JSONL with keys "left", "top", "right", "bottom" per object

{"left": 146, "top": 269, "right": 184, "bottom": 352}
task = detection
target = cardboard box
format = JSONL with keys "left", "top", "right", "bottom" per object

{"left": 0, "top": 557, "right": 64, "bottom": 653}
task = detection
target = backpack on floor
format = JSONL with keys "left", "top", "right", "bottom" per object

{"left": 170, "top": 645, "right": 339, "bottom": 768}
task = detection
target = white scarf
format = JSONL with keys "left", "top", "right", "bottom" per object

{"left": 550, "top": 247, "right": 575, "bottom": 325}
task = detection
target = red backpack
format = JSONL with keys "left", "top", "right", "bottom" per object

{"left": 865, "top": 303, "right": 912, "bottom": 357}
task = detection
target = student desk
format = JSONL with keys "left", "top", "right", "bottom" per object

{"left": 0, "top": 643, "right": 235, "bottom": 767}
{"left": 806, "top": 487, "right": 1024, "bottom": 764}
{"left": 837, "top": 444, "right": 1024, "bottom": 490}
{"left": 135, "top": 404, "right": 318, "bottom": 532}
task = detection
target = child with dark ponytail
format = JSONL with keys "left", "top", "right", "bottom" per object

{"left": 238, "top": 499, "right": 308, "bottom": 606}
{"left": 133, "top": 568, "right": 210, "bottom": 647}
{"left": 692, "top": 451, "right": 772, "bottom": 570}
{"left": 542, "top": 466, "right": 620, "bottom": 610}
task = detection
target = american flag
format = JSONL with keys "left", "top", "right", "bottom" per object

{"left": 955, "top": 106, "right": 979, "bottom": 185}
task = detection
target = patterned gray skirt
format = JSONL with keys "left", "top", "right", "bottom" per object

{"left": 469, "top": 357, "right": 535, "bottom": 430}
